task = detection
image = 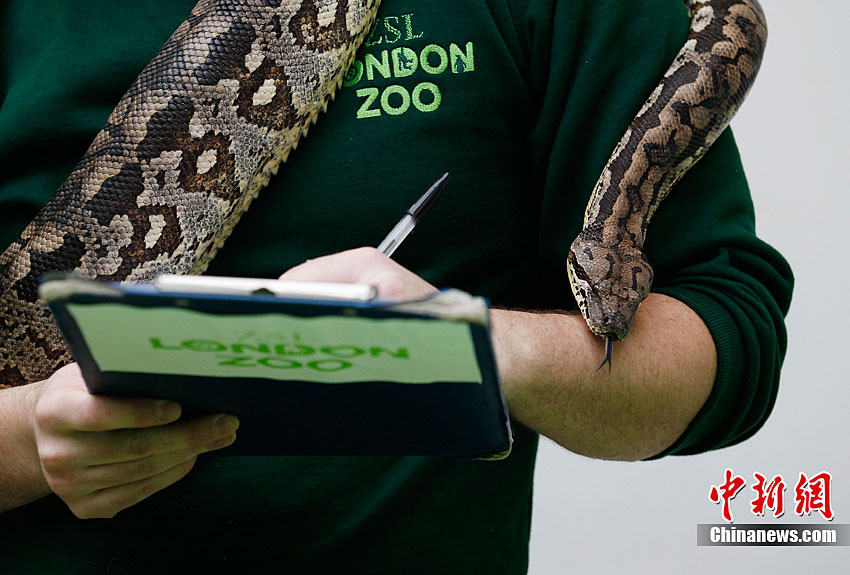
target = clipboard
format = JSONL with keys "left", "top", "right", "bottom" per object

{"left": 39, "top": 275, "right": 513, "bottom": 459}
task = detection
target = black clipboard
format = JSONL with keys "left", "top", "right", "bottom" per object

{"left": 40, "top": 275, "right": 513, "bottom": 459}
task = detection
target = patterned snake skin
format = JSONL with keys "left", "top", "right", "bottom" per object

{"left": 567, "top": 0, "right": 767, "bottom": 363}
{"left": 0, "top": 0, "right": 382, "bottom": 387}
{"left": 0, "top": 0, "right": 766, "bottom": 387}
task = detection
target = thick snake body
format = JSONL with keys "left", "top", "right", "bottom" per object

{"left": 0, "top": 0, "right": 765, "bottom": 387}
{"left": 0, "top": 0, "right": 381, "bottom": 386}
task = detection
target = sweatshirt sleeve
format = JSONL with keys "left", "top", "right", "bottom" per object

{"left": 515, "top": 0, "right": 794, "bottom": 456}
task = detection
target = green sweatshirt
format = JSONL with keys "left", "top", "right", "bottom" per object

{"left": 0, "top": 0, "right": 792, "bottom": 573}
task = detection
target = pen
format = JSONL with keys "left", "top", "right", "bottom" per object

{"left": 377, "top": 172, "right": 450, "bottom": 257}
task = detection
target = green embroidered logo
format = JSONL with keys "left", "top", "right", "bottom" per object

{"left": 344, "top": 13, "right": 476, "bottom": 119}
{"left": 364, "top": 13, "right": 423, "bottom": 46}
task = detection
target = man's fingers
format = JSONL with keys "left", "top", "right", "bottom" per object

{"left": 61, "top": 434, "right": 236, "bottom": 493}
{"left": 36, "top": 365, "right": 182, "bottom": 433}
{"left": 279, "top": 247, "right": 437, "bottom": 300}
{"left": 280, "top": 247, "right": 385, "bottom": 284}
{"left": 68, "top": 457, "right": 199, "bottom": 519}
{"left": 34, "top": 363, "right": 239, "bottom": 518}
{"left": 57, "top": 395, "right": 182, "bottom": 433}
{"left": 83, "top": 414, "right": 239, "bottom": 465}
{"left": 39, "top": 414, "right": 239, "bottom": 470}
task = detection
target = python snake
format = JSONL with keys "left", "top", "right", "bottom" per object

{"left": 567, "top": 0, "right": 766, "bottom": 367}
{"left": 0, "top": 0, "right": 766, "bottom": 387}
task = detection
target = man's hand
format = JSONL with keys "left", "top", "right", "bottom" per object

{"left": 31, "top": 364, "right": 238, "bottom": 519}
{"left": 279, "top": 247, "right": 716, "bottom": 461}
{"left": 280, "top": 247, "right": 438, "bottom": 300}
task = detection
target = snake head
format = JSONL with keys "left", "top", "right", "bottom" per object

{"left": 567, "top": 237, "right": 654, "bottom": 341}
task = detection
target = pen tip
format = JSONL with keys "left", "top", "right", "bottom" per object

{"left": 409, "top": 173, "right": 450, "bottom": 220}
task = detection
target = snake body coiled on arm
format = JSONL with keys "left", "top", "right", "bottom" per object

{"left": 0, "top": 0, "right": 766, "bottom": 387}
{"left": 567, "top": 0, "right": 767, "bottom": 361}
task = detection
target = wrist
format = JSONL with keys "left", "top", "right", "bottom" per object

{"left": 490, "top": 307, "right": 596, "bottom": 392}
{"left": 0, "top": 381, "right": 51, "bottom": 512}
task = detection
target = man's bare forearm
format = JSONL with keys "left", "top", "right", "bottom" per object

{"left": 279, "top": 249, "right": 718, "bottom": 462}
{"left": 491, "top": 293, "right": 716, "bottom": 461}
{"left": 0, "top": 382, "right": 51, "bottom": 512}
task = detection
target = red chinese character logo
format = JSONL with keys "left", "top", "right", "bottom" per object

{"left": 794, "top": 472, "right": 834, "bottom": 521}
{"left": 751, "top": 473, "right": 786, "bottom": 518}
{"left": 709, "top": 468, "right": 747, "bottom": 522}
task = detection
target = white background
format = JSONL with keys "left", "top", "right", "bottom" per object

{"left": 529, "top": 1, "right": 850, "bottom": 573}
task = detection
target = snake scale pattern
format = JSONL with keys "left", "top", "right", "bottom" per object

{"left": 0, "top": 0, "right": 766, "bottom": 387}
{"left": 568, "top": 0, "right": 767, "bottom": 356}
